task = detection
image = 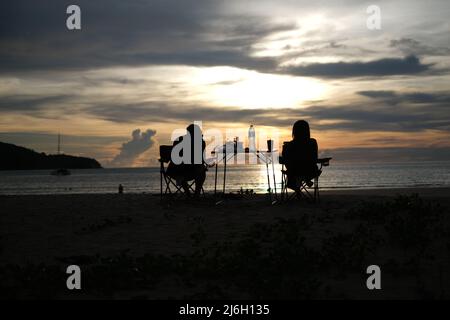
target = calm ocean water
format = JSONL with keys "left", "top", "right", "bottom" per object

{"left": 0, "top": 162, "right": 449, "bottom": 195}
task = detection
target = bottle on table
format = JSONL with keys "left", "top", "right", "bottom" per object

{"left": 248, "top": 125, "right": 256, "bottom": 152}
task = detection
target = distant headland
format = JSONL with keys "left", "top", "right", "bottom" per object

{"left": 0, "top": 141, "right": 102, "bottom": 170}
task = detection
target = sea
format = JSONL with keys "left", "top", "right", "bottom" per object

{"left": 1, "top": 161, "right": 450, "bottom": 195}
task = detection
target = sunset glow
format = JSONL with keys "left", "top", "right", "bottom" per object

{"left": 1, "top": 0, "right": 449, "bottom": 166}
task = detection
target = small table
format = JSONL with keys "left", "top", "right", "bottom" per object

{"left": 212, "top": 149, "right": 279, "bottom": 204}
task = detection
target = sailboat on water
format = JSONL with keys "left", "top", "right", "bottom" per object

{"left": 51, "top": 133, "right": 71, "bottom": 176}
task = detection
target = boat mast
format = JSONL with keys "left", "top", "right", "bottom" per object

{"left": 57, "top": 133, "right": 61, "bottom": 155}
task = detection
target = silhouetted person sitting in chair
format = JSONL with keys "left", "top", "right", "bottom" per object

{"left": 282, "top": 120, "right": 320, "bottom": 192}
{"left": 167, "top": 124, "right": 206, "bottom": 197}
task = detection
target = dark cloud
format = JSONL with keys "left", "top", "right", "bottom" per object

{"left": 281, "top": 55, "right": 433, "bottom": 78}
{"left": 297, "top": 90, "right": 450, "bottom": 132}
{"left": 2, "top": 1, "right": 441, "bottom": 79}
{"left": 208, "top": 79, "right": 244, "bottom": 86}
{"left": 118, "top": 50, "right": 277, "bottom": 72}
{"left": 323, "top": 147, "right": 450, "bottom": 163}
{"left": 0, "top": 94, "right": 74, "bottom": 112}
{"left": 390, "top": 38, "right": 450, "bottom": 56}
{"left": 87, "top": 102, "right": 259, "bottom": 124}
{"left": 358, "top": 90, "right": 450, "bottom": 104}
{"left": 357, "top": 91, "right": 397, "bottom": 99}
{"left": 299, "top": 104, "right": 450, "bottom": 132}
{"left": 83, "top": 89, "right": 450, "bottom": 133}
{"left": 0, "top": 0, "right": 285, "bottom": 73}
{"left": 111, "top": 128, "right": 157, "bottom": 166}
{"left": 280, "top": 40, "right": 378, "bottom": 61}
{"left": 3, "top": 87, "right": 449, "bottom": 133}
{"left": 0, "top": 94, "right": 79, "bottom": 120}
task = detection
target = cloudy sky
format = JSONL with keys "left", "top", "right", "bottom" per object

{"left": 1, "top": 0, "right": 449, "bottom": 166}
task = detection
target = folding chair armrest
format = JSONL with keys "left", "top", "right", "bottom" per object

{"left": 318, "top": 157, "right": 332, "bottom": 167}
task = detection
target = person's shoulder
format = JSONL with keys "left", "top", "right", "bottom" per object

{"left": 308, "top": 138, "right": 318, "bottom": 149}
{"left": 285, "top": 140, "right": 295, "bottom": 145}
{"left": 283, "top": 140, "right": 294, "bottom": 149}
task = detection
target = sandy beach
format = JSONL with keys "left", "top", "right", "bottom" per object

{"left": 1, "top": 188, "right": 450, "bottom": 299}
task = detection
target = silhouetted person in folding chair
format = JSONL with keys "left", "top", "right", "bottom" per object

{"left": 282, "top": 120, "right": 320, "bottom": 195}
{"left": 167, "top": 123, "right": 206, "bottom": 198}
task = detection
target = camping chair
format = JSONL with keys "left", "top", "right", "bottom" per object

{"left": 159, "top": 145, "right": 204, "bottom": 200}
{"left": 279, "top": 156, "right": 331, "bottom": 203}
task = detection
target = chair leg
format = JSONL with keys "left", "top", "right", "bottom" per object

{"left": 160, "top": 164, "right": 163, "bottom": 201}
{"left": 281, "top": 169, "right": 288, "bottom": 202}
{"left": 164, "top": 176, "right": 173, "bottom": 195}
{"left": 160, "top": 163, "right": 197, "bottom": 201}
{"left": 188, "top": 180, "right": 195, "bottom": 193}
{"left": 314, "top": 177, "right": 319, "bottom": 203}
{"left": 170, "top": 178, "right": 184, "bottom": 195}
{"left": 301, "top": 183, "right": 313, "bottom": 201}
{"left": 280, "top": 170, "right": 320, "bottom": 204}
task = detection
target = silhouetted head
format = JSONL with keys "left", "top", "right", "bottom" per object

{"left": 187, "top": 123, "right": 202, "bottom": 136}
{"left": 292, "top": 120, "right": 310, "bottom": 142}
{"left": 186, "top": 123, "right": 202, "bottom": 134}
